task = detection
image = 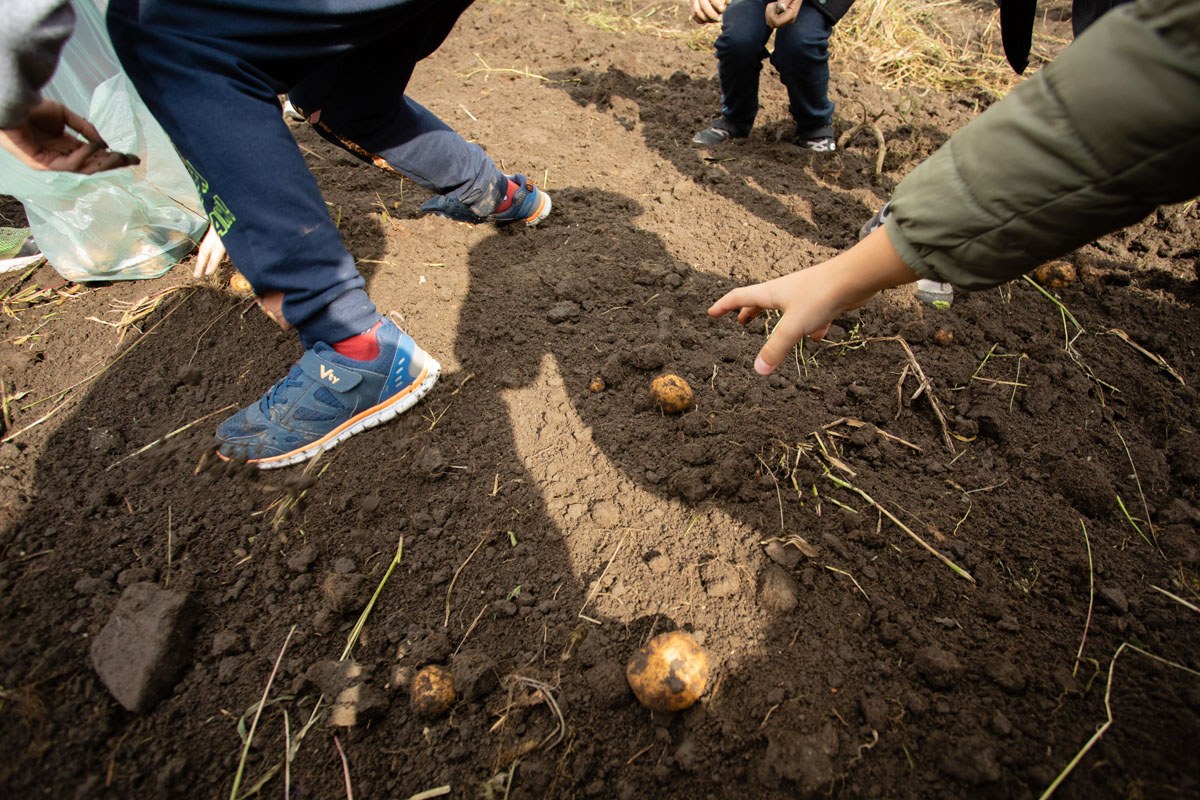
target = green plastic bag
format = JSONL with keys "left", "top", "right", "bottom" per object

{"left": 0, "top": 1, "right": 206, "bottom": 282}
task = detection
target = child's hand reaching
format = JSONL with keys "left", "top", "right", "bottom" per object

{"left": 707, "top": 227, "right": 922, "bottom": 375}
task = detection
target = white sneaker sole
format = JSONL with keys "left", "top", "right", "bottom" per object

{"left": 250, "top": 355, "right": 442, "bottom": 470}
{"left": 0, "top": 253, "right": 44, "bottom": 274}
{"left": 523, "top": 192, "right": 552, "bottom": 226}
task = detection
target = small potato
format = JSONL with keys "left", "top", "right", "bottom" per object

{"left": 933, "top": 328, "right": 954, "bottom": 346}
{"left": 228, "top": 271, "right": 253, "bottom": 295}
{"left": 650, "top": 374, "right": 693, "bottom": 414}
{"left": 589, "top": 375, "right": 606, "bottom": 393}
{"left": 626, "top": 630, "right": 709, "bottom": 712}
{"left": 410, "top": 664, "right": 455, "bottom": 718}
{"left": 1031, "top": 260, "right": 1076, "bottom": 289}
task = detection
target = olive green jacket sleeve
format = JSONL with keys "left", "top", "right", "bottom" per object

{"left": 884, "top": 0, "right": 1200, "bottom": 291}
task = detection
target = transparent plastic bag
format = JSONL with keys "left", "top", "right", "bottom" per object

{"left": 0, "top": 0, "right": 207, "bottom": 282}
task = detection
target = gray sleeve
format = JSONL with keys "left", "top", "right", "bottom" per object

{"left": 0, "top": 0, "right": 76, "bottom": 128}
{"left": 884, "top": 0, "right": 1200, "bottom": 290}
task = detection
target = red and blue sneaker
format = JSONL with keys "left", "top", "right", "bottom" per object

{"left": 216, "top": 318, "right": 440, "bottom": 468}
{"left": 419, "top": 173, "right": 551, "bottom": 226}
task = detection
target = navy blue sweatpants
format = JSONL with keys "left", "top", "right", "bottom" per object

{"left": 106, "top": 0, "right": 503, "bottom": 346}
{"left": 714, "top": 0, "right": 835, "bottom": 139}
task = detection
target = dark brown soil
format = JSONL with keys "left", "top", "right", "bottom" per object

{"left": 2, "top": 2, "right": 1199, "bottom": 798}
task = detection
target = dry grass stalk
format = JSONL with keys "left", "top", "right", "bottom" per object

{"left": 1105, "top": 328, "right": 1185, "bottom": 385}
{"left": 1072, "top": 520, "right": 1095, "bottom": 677}
{"left": 87, "top": 286, "right": 188, "bottom": 343}
{"left": 230, "top": 626, "right": 296, "bottom": 800}
{"left": 106, "top": 403, "right": 237, "bottom": 471}
{"left": 332, "top": 736, "right": 355, "bottom": 800}
{"left": 837, "top": 0, "right": 1061, "bottom": 95}
{"left": 342, "top": 536, "right": 404, "bottom": 661}
{"left": 578, "top": 531, "right": 629, "bottom": 620}
{"left": 823, "top": 466, "right": 975, "bottom": 582}
{"left": 1038, "top": 643, "right": 1200, "bottom": 799}
{"left": 826, "top": 336, "right": 957, "bottom": 453}
{"left": 565, "top": 1, "right": 717, "bottom": 50}
{"left": 1149, "top": 585, "right": 1200, "bottom": 614}
{"left": 445, "top": 533, "right": 489, "bottom": 627}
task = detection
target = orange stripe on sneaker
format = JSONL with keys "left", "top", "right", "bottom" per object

{"left": 215, "top": 362, "right": 434, "bottom": 467}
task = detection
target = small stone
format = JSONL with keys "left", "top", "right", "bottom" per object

{"left": 451, "top": 649, "right": 499, "bottom": 702}
{"left": 90, "top": 583, "right": 196, "bottom": 712}
{"left": 321, "top": 572, "right": 367, "bottom": 614}
{"left": 764, "top": 541, "right": 801, "bottom": 568}
{"left": 759, "top": 565, "right": 800, "bottom": 612}
{"left": 287, "top": 544, "right": 318, "bottom": 574}
{"left": 306, "top": 659, "right": 364, "bottom": 697}
{"left": 1099, "top": 586, "right": 1129, "bottom": 614}
{"left": 547, "top": 301, "right": 581, "bottom": 324}
{"left": 915, "top": 646, "right": 964, "bottom": 690}
{"left": 211, "top": 629, "right": 241, "bottom": 657}
{"left": 983, "top": 655, "right": 1025, "bottom": 694}
{"left": 584, "top": 661, "right": 631, "bottom": 709}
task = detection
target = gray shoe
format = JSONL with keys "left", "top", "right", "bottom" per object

{"left": 858, "top": 203, "right": 954, "bottom": 307}
{"left": 692, "top": 122, "right": 742, "bottom": 146}
{"left": 799, "top": 135, "right": 836, "bottom": 152}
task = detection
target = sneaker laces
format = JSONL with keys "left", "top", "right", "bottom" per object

{"left": 261, "top": 364, "right": 306, "bottom": 413}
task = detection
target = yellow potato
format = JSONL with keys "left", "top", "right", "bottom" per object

{"left": 1031, "top": 260, "right": 1077, "bottom": 289}
{"left": 650, "top": 374, "right": 693, "bottom": 414}
{"left": 626, "top": 630, "right": 709, "bottom": 712}
{"left": 228, "top": 271, "right": 253, "bottom": 295}
{"left": 589, "top": 375, "right": 606, "bottom": 393}
{"left": 410, "top": 665, "right": 455, "bottom": 717}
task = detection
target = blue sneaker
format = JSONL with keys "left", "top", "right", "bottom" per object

{"left": 418, "top": 173, "right": 551, "bottom": 226}
{"left": 216, "top": 318, "right": 440, "bottom": 468}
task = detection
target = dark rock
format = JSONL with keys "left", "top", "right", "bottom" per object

{"left": 941, "top": 736, "right": 1001, "bottom": 784}
{"left": 983, "top": 655, "right": 1026, "bottom": 694}
{"left": 759, "top": 565, "right": 800, "bottom": 612}
{"left": 757, "top": 723, "right": 837, "bottom": 791}
{"left": 451, "top": 649, "right": 499, "bottom": 702}
{"left": 914, "top": 646, "right": 964, "bottom": 690}
{"left": 583, "top": 660, "right": 631, "bottom": 709}
{"left": 89, "top": 583, "right": 196, "bottom": 712}
{"left": 547, "top": 301, "right": 581, "bottom": 324}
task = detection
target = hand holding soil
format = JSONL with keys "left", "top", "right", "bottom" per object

{"left": 0, "top": 98, "right": 140, "bottom": 175}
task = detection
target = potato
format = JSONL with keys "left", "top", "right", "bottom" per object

{"left": 650, "top": 374, "right": 693, "bottom": 414}
{"left": 589, "top": 375, "right": 606, "bottom": 393}
{"left": 933, "top": 328, "right": 954, "bottom": 346}
{"left": 228, "top": 271, "right": 253, "bottom": 295}
{"left": 410, "top": 664, "right": 455, "bottom": 717}
{"left": 1031, "top": 260, "right": 1076, "bottom": 289}
{"left": 626, "top": 630, "right": 708, "bottom": 712}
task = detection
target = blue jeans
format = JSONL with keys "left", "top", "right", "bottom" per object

{"left": 714, "top": 0, "right": 834, "bottom": 139}
{"left": 107, "top": 0, "right": 503, "bottom": 347}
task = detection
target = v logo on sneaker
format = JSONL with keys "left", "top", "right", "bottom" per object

{"left": 319, "top": 365, "right": 341, "bottom": 384}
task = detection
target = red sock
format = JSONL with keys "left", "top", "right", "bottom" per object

{"left": 332, "top": 320, "right": 382, "bottom": 361}
{"left": 493, "top": 177, "right": 519, "bottom": 213}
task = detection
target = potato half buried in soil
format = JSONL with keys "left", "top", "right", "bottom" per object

{"left": 626, "top": 630, "right": 709, "bottom": 712}
{"left": 228, "top": 271, "right": 253, "bottom": 295}
{"left": 650, "top": 374, "right": 693, "bottom": 414}
{"left": 410, "top": 664, "right": 455, "bottom": 717}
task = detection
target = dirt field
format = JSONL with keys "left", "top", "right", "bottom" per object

{"left": 2, "top": 1, "right": 1198, "bottom": 798}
